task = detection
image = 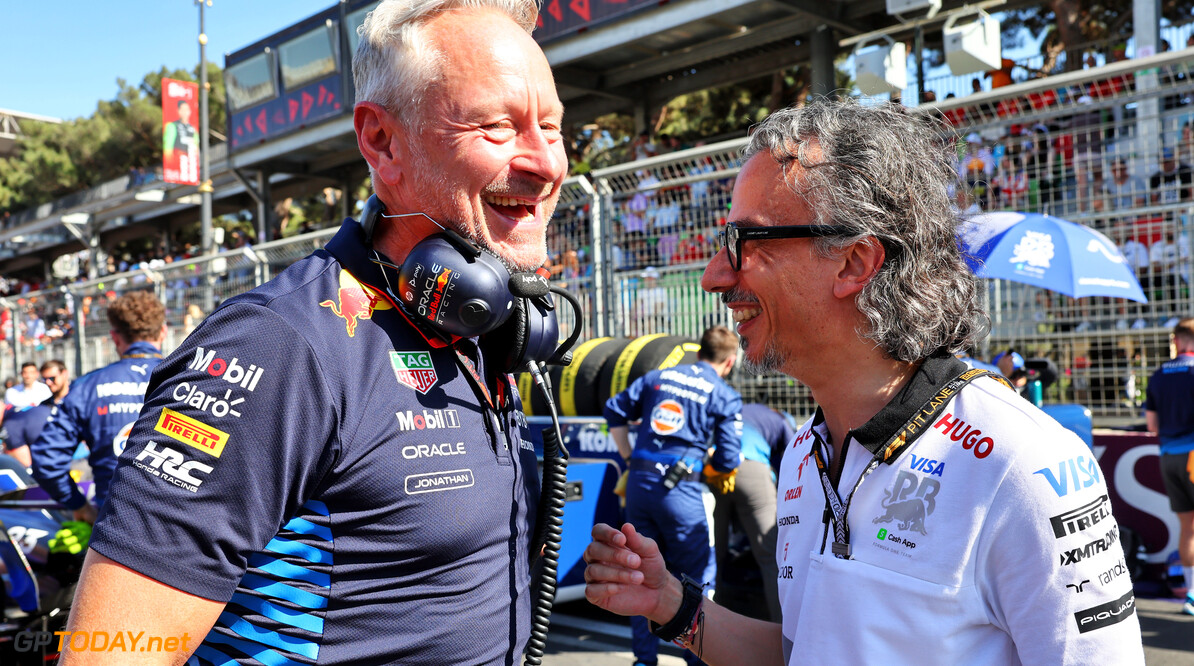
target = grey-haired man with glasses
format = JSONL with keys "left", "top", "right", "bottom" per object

{"left": 584, "top": 99, "right": 1144, "bottom": 665}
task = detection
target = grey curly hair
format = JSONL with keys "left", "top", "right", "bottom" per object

{"left": 743, "top": 98, "right": 988, "bottom": 362}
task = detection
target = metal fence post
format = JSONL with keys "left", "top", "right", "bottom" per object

{"left": 72, "top": 286, "right": 85, "bottom": 379}
{"left": 593, "top": 176, "right": 617, "bottom": 338}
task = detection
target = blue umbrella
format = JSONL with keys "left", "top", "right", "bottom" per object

{"left": 960, "top": 212, "right": 1148, "bottom": 303}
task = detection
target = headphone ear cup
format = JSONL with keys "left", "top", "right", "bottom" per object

{"left": 482, "top": 298, "right": 530, "bottom": 375}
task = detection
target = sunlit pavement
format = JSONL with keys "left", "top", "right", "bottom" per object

{"left": 535, "top": 597, "right": 1193, "bottom": 665}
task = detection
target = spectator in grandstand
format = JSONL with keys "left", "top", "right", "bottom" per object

{"left": 958, "top": 133, "right": 994, "bottom": 208}
{"left": 3, "top": 360, "right": 70, "bottom": 469}
{"left": 1144, "top": 317, "right": 1194, "bottom": 616}
{"left": 1179, "top": 122, "right": 1194, "bottom": 165}
{"left": 31, "top": 291, "right": 165, "bottom": 526}
{"left": 625, "top": 170, "right": 658, "bottom": 236}
{"left": 1070, "top": 96, "right": 1104, "bottom": 206}
{"left": 1149, "top": 230, "right": 1185, "bottom": 321}
{"left": 984, "top": 57, "right": 1016, "bottom": 88}
{"left": 584, "top": 99, "right": 1143, "bottom": 665}
{"left": 633, "top": 266, "right": 669, "bottom": 336}
{"left": 4, "top": 362, "right": 51, "bottom": 409}
{"left": 1150, "top": 147, "right": 1193, "bottom": 205}
{"left": 65, "top": 1, "right": 569, "bottom": 663}
{"left": 632, "top": 130, "right": 658, "bottom": 161}
{"left": 1101, "top": 156, "right": 1149, "bottom": 211}
{"left": 991, "top": 154, "right": 1028, "bottom": 210}
{"left": 1115, "top": 224, "right": 1152, "bottom": 329}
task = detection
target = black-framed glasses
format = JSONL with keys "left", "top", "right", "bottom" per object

{"left": 718, "top": 222, "right": 853, "bottom": 271}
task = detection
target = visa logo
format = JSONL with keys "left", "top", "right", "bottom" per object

{"left": 1034, "top": 456, "right": 1102, "bottom": 497}
{"left": 908, "top": 454, "right": 945, "bottom": 476}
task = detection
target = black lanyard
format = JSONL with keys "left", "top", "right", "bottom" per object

{"left": 451, "top": 339, "right": 511, "bottom": 454}
{"left": 811, "top": 368, "right": 1009, "bottom": 559}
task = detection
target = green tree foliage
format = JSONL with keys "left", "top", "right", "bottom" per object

{"left": 0, "top": 63, "right": 226, "bottom": 216}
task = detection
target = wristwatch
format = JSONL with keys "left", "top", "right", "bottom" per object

{"left": 649, "top": 574, "right": 704, "bottom": 642}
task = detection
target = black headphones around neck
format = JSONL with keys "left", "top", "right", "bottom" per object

{"left": 359, "top": 194, "right": 580, "bottom": 374}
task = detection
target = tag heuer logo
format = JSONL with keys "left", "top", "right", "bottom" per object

{"left": 391, "top": 351, "right": 437, "bottom": 394}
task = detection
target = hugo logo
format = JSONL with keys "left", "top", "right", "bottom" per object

{"left": 932, "top": 413, "right": 994, "bottom": 459}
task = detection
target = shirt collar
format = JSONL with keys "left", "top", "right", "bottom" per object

{"left": 812, "top": 353, "right": 969, "bottom": 463}
{"left": 323, "top": 218, "right": 456, "bottom": 349}
{"left": 121, "top": 341, "right": 163, "bottom": 358}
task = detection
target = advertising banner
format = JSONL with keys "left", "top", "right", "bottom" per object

{"left": 533, "top": 0, "right": 660, "bottom": 45}
{"left": 161, "top": 78, "right": 200, "bottom": 186}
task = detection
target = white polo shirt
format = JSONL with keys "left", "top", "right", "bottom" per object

{"left": 775, "top": 356, "right": 1143, "bottom": 665}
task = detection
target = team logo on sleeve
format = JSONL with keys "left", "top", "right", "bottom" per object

{"left": 649, "top": 400, "right": 685, "bottom": 435}
{"left": 154, "top": 408, "right": 229, "bottom": 458}
{"left": 321, "top": 269, "right": 392, "bottom": 337}
{"left": 391, "top": 351, "right": 438, "bottom": 394}
{"left": 133, "top": 442, "right": 213, "bottom": 493}
{"left": 113, "top": 422, "right": 134, "bottom": 456}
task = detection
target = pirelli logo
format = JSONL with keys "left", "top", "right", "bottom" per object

{"left": 154, "top": 408, "right": 229, "bottom": 458}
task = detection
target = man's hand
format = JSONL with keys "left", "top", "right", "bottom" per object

{"left": 703, "top": 464, "right": 737, "bottom": 494}
{"left": 583, "top": 522, "right": 679, "bottom": 623}
{"left": 73, "top": 503, "right": 98, "bottom": 525}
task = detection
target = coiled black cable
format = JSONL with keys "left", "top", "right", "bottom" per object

{"left": 524, "top": 360, "right": 569, "bottom": 665}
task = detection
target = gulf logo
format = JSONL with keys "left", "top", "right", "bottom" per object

{"left": 650, "top": 400, "right": 685, "bottom": 436}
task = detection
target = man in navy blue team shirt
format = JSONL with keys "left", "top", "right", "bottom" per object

{"left": 63, "top": 1, "right": 568, "bottom": 664}
{"left": 33, "top": 294, "right": 164, "bottom": 523}
{"left": 1146, "top": 317, "right": 1194, "bottom": 615}
{"left": 604, "top": 325, "right": 742, "bottom": 666}
{"left": 3, "top": 360, "right": 70, "bottom": 469}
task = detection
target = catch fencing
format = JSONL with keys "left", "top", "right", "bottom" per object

{"left": 5, "top": 47, "right": 1194, "bottom": 425}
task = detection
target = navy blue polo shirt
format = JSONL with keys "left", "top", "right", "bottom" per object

{"left": 1145, "top": 352, "right": 1194, "bottom": 454}
{"left": 604, "top": 361, "right": 742, "bottom": 471}
{"left": 4, "top": 404, "right": 51, "bottom": 451}
{"left": 91, "top": 220, "right": 540, "bottom": 665}
{"left": 32, "top": 341, "right": 163, "bottom": 509}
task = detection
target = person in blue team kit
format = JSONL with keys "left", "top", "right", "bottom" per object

{"left": 711, "top": 402, "right": 793, "bottom": 622}
{"left": 605, "top": 325, "right": 742, "bottom": 666}
{"left": 32, "top": 293, "right": 164, "bottom": 524}
{"left": 3, "top": 360, "right": 70, "bottom": 469}
{"left": 1145, "top": 317, "right": 1194, "bottom": 615}
{"left": 63, "top": 0, "right": 568, "bottom": 664}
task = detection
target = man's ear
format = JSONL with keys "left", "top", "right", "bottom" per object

{"left": 832, "top": 238, "right": 885, "bottom": 300}
{"left": 354, "top": 102, "right": 406, "bottom": 186}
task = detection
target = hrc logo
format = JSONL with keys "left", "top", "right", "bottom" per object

{"left": 154, "top": 408, "right": 229, "bottom": 458}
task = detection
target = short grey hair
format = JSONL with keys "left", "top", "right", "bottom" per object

{"left": 743, "top": 98, "right": 988, "bottom": 362}
{"left": 353, "top": 0, "right": 540, "bottom": 126}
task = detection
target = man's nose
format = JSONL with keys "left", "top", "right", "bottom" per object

{"left": 701, "top": 247, "right": 736, "bottom": 295}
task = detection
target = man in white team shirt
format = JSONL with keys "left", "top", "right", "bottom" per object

{"left": 5, "top": 362, "right": 52, "bottom": 409}
{"left": 582, "top": 99, "right": 1144, "bottom": 665}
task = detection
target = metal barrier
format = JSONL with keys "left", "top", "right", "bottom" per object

{"left": 5, "top": 48, "right": 1194, "bottom": 425}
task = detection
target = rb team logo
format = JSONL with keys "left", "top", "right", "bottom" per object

{"left": 650, "top": 400, "right": 685, "bottom": 436}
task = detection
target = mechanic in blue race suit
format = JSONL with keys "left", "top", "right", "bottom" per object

{"left": 31, "top": 292, "right": 164, "bottom": 524}
{"left": 604, "top": 325, "right": 742, "bottom": 666}
{"left": 1145, "top": 316, "right": 1194, "bottom": 616}
{"left": 61, "top": 1, "right": 568, "bottom": 664}
{"left": 3, "top": 360, "right": 70, "bottom": 469}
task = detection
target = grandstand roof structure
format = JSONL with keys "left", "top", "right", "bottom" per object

{"left": 0, "top": 108, "right": 61, "bottom": 158}
{"left": 0, "top": 0, "right": 1160, "bottom": 279}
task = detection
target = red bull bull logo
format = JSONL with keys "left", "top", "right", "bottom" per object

{"left": 320, "top": 270, "right": 392, "bottom": 337}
